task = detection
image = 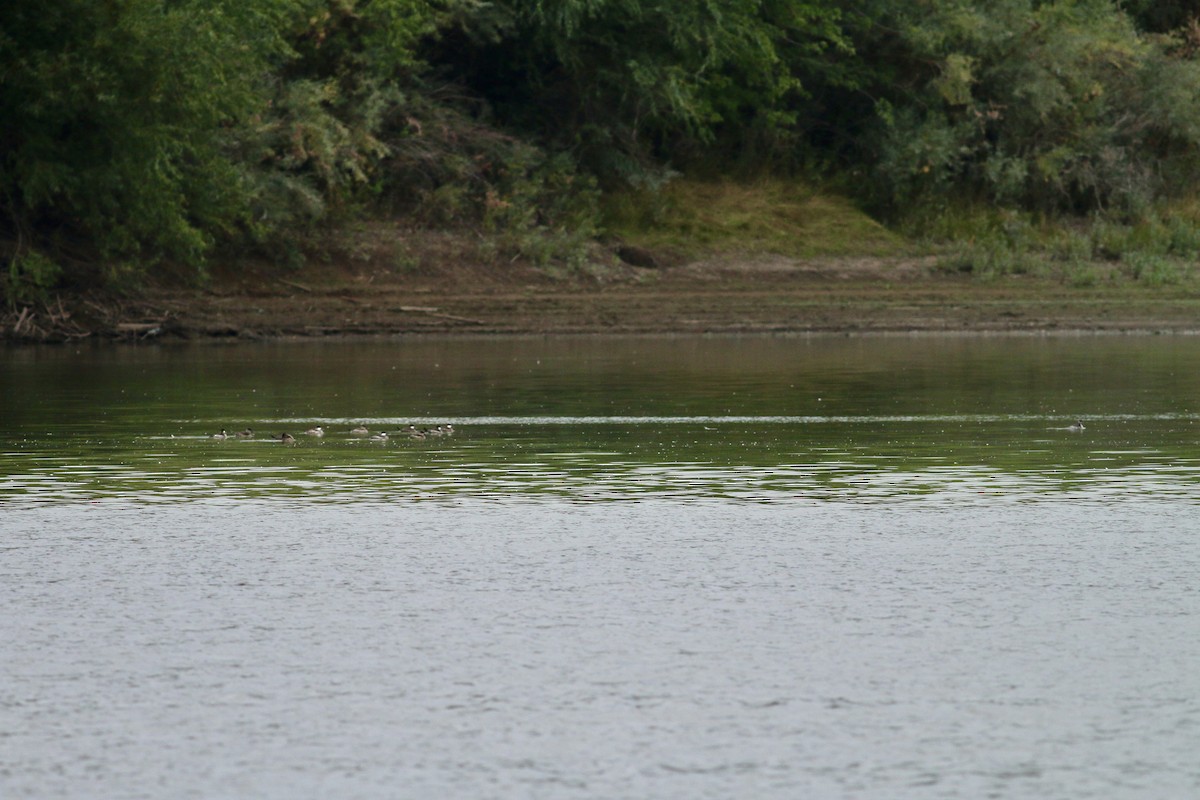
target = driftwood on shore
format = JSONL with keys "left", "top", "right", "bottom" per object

{"left": 5, "top": 298, "right": 93, "bottom": 342}
{"left": 2, "top": 295, "right": 181, "bottom": 342}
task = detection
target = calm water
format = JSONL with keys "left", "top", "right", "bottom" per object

{"left": 3, "top": 335, "right": 1199, "bottom": 798}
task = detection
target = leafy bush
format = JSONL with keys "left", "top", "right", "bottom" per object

{"left": 480, "top": 152, "right": 601, "bottom": 268}
{"left": 0, "top": 0, "right": 444, "bottom": 282}
{"left": 1125, "top": 252, "right": 1190, "bottom": 285}
{"left": 4, "top": 251, "right": 61, "bottom": 306}
{"left": 432, "top": 0, "right": 848, "bottom": 183}
{"left": 0, "top": 0, "right": 296, "bottom": 268}
{"left": 842, "top": 0, "right": 1200, "bottom": 217}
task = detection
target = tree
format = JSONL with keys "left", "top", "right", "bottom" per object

{"left": 0, "top": 0, "right": 303, "bottom": 280}
{"left": 831, "top": 0, "right": 1200, "bottom": 215}
{"left": 431, "top": 0, "right": 847, "bottom": 183}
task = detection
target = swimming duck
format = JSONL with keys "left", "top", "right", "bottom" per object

{"left": 236, "top": 429, "right": 254, "bottom": 438}
{"left": 211, "top": 429, "right": 229, "bottom": 440}
{"left": 350, "top": 425, "right": 369, "bottom": 435}
{"left": 1067, "top": 420, "right": 1085, "bottom": 432}
{"left": 275, "top": 432, "right": 296, "bottom": 443}
{"left": 370, "top": 431, "right": 390, "bottom": 441}
{"left": 407, "top": 428, "right": 426, "bottom": 440}
{"left": 305, "top": 426, "right": 325, "bottom": 437}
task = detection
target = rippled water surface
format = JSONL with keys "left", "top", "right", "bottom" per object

{"left": 3, "top": 335, "right": 1200, "bottom": 798}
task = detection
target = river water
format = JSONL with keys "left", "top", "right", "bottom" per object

{"left": 2, "top": 335, "right": 1199, "bottom": 798}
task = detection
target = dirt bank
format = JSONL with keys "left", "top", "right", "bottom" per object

{"left": 6, "top": 246, "right": 1200, "bottom": 342}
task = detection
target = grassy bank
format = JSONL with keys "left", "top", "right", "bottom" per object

{"left": 603, "top": 179, "right": 909, "bottom": 262}
{"left": 604, "top": 179, "right": 1200, "bottom": 290}
{"left": 913, "top": 202, "right": 1200, "bottom": 288}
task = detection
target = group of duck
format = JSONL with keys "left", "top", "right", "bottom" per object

{"left": 210, "top": 424, "right": 455, "bottom": 444}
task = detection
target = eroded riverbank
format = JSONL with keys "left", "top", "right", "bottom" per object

{"left": 6, "top": 254, "right": 1200, "bottom": 342}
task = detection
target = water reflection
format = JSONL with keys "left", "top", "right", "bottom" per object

{"left": 3, "top": 336, "right": 1200, "bottom": 504}
{"left": 3, "top": 418, "right": 1200, "bottom": 504}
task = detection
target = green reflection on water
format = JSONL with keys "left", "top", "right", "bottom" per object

{"left": 3, "top": 336, "right": 1200, "bottom": 503}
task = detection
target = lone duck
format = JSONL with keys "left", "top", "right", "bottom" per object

{"left": 211, "top": 429, "right": 229, "bottom": 440}
{"left": 305, "top": 426, "right": 325, "bottom": 437}
{"left": 236, "top": 428, "right": 254, "bottom": 438}
{"left": 1067, "top": 420, "right": 1085, "bottom": 432}
{"left": 350, "top": 425, "right": 369, "bottom": 435}
{"left": 275, "top": 432, "right": 296, "bottom": 443}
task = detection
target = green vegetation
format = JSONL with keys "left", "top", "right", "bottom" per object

{"left": 5, "top": 0, "right": 1200, "bottom": 304}
{"left": 605, "top": 178, "right": 905, "bottom": 259}
{"left": 841, "top": 1, "right": 1200, "bottom": 217}
{"left": 920, "top": 202, "right": 1200, "bottom": 285}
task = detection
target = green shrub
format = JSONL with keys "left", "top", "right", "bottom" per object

{"left": 0, "top": 0, "right": 443, "bottom": 279}
{"left": 1125, "top": 251, "right": 1190, "bottom": 285}
{"left": 845, "top": 1, "right": 1200, "bottom": 217}
{"left": 0, "top": 0, "right": 298, "bottom": 268}
{"left": 947, "top": 238, "right": 1042, "bottom": 278}
{"left": 4, "top": 251, "right": 62, "bottom": 306}
{"left": 1064, "top": 259, "right": 1102, "bottom": 287}
{"left": 433, "top": 0, "right": 848, "bottom": 183}
{"left": 1162, "top": 215, "right": 1200, "bottom": 257}
{"left": 1050, "top": 229, "right": 1096, "bottom": 263}
{"left": 481, "top": 152, "right": 601, "bottom": 269}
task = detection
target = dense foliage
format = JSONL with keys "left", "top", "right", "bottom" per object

{"left": 430, "top": 1, "right": 846, "bottom": 180}
{"left": 2, "top": 1, "right": 289, "bottom": 293}
{"left": 4, "top": 0, "right": 1200, "bottom": 300}
{"left": 837, "top": 0, "right": 1200, "bottom": 216}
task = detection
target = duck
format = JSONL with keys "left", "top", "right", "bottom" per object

{"left": 305, "top": 426, "right": 325, "bottom": 437}
{"left": 211, "top": 429, "right": 229, "bottom": 440}
{"left": 370, "top": 431, "right": 390, "bottom": 441}
{"left": 442, "top": 424, "right": 455, "bottom": 436}
{"left": 235, "top": 428, "right": 254, "bottom": 438}
{"left": 350, "top": 425, "right": 369, "bottom": 435}
{"left": 1067, "top": 420, "right": 1085, "bottom": 432}
{"left": 407, "top": 428, "right": 427, "bottom": 440}
{"left": 274, "top": 432, "right": 296, "bottom": 443}
{"left": 426, "top": 425, "right": 445, "bottom": 437}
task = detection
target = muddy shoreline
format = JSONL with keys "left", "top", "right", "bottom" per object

{"left": 6, "top": 255, "right": 1200, "bottom": 342}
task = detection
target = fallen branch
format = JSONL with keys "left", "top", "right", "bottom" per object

{"left": 397, "top": 305, "right": 485, "bottom": 324}
{"left": 279, "top": 278, "right": 313, "bottom": 293}
{"left": 84, "top": 298, "right": 116, "bottom": 320}
{"left": 45, "top": 297, "right": 70, "bottom": 324}
{"left": 13, "top": 306, "right": 32, "bottom": 336}
{"left": 115, "top": 322, "right": 166, "bottom": 339}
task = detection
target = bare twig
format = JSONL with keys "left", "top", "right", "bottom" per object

{"left": 279, "top": 278, "right": 313, "bottom": 293}
{"left": 13, "top": 306, "right": 31, "bottom": 335}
